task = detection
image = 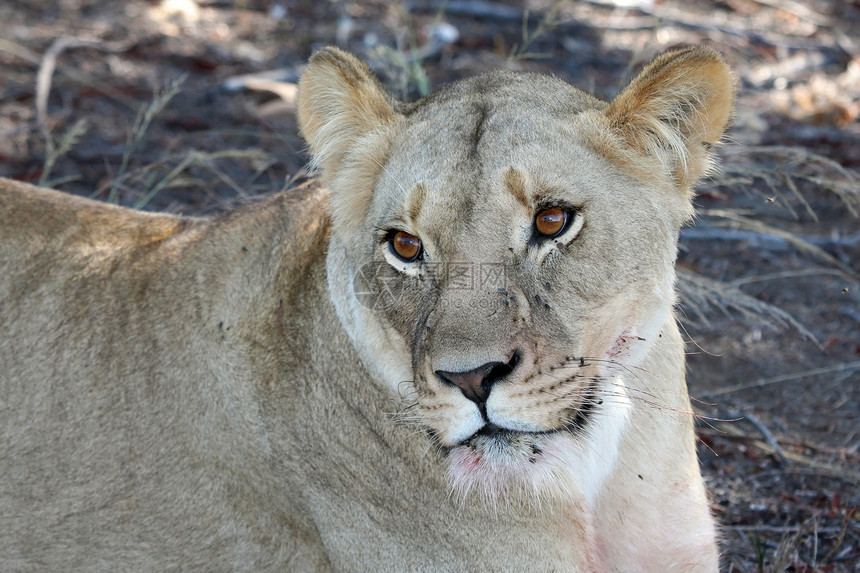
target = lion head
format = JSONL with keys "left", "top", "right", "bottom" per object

{"left": 297, "top": 46, "right": 733, "bottom": 505}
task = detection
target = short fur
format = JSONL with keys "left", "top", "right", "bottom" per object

{"left": 1, "top": 46, "right": 734, "bottom": 570}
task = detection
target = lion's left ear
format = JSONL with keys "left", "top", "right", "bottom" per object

{"left": 605, "top": 46, "right": 735, "bottom": 190}
{"left": 298, "top": 47, "right": 400, "bottom": 235}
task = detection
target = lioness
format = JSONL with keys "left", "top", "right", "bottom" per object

{"left": 0, "top": 46, "right": 733, "bottom": 570}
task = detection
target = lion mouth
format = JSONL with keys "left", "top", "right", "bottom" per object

{"left": 471, "top": 422, "right": 566, "bottom": 442}
{"left": 442, "top": 379, "right": 625, "bottom": 505}
{"left": 461, "top": 419, "right": 578, "bottom": 450}
{"left": 459, "top": 380, "right": 599, "bottom": 448}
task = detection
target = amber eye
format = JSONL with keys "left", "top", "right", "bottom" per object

{"left": 534, "top": 208, "right": 568, "bottom": 237}
{"left": 390, "top": 231, "right": 423, "bottom": 262}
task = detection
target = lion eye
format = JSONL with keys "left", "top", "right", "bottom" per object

{"left": 390, "top": 231, "right": 423, "bottom": 262}
{"left": 534, "top": 208, "right": 568, "bottom": 237}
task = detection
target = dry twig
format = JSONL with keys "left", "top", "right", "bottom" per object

{"left": 35, "top": 35, "right": 137, "bottom": 134}
{"left": 701, "top": 360, "right": 860, "bottom": 399}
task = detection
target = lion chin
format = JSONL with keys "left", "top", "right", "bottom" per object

{"left": 446, "top": 427, "right": 595, "bottom": 509}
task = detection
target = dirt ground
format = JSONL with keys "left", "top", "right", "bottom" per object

{"left": 1, "top": 0, "right": 857, "bottom": 570}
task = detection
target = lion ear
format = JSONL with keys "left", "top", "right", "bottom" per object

{"left": 605, "top": 46, "right": 734, "bottom": 190}
{"left": 297, "top": 47, "right": 399, "bottom": 235}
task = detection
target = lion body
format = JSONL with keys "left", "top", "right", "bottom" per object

{"left": 0, "top": 46, "right": 733, "bottom": 571}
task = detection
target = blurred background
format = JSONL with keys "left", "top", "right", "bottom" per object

{"left": 0, "top": 1, "right": 857, "bottom": 570}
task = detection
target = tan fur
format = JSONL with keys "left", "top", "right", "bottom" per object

{"left": 1, "top": 46, "right": 734, "bottom": 570}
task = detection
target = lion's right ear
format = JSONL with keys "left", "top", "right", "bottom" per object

{"left": 298, "top": 47, "right": 399, "bottom": 235}
{"left": 603, "top": 46, "right": 734, "bottom": 192}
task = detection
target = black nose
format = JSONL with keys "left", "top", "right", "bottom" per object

{"left": 435, "top": 352, "right": 520, "bottom": 404}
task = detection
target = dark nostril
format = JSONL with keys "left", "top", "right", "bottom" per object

{"left": 485, "top": 350, "right": 520, "bottom": 384}
{"left": 435, "top": 365, "right": 495, "bottom": 404}
{"left": 435, "top": 350, "right": 521, "bottom": 405}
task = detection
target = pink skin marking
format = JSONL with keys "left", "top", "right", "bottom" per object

{"left": 450, "top": 447, "right": 485, "bottom": 475}
{"left": 600, "top": 326, "right": 634, "bottom": 377}
{"left": 606, "top": 327, "right": 633, "bottom": 360}
{"left": 603, "top": 322, "right": 648, "bottom": 371}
